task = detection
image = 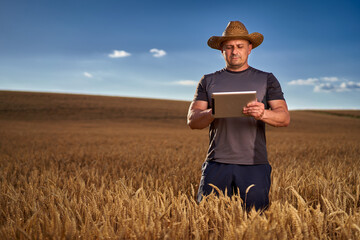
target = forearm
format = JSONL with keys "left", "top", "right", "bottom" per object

{"left": 187, "top": 109, "right": 214, "bottom": 129}
{"left": 261, "top": 108, "right": 290, "bottom": 127}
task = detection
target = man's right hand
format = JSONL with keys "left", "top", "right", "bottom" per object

{"left": 187, "top": 101, "right": 214, "bottom": 129}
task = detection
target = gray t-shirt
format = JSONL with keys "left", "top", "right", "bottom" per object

{"left": 193, "top": 67, "right": 285, "bottom": 165}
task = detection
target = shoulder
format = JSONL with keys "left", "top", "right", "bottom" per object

{"left": 200, "top": 68, "right": 227, "bottom": 84}
{"left": 204, "top": 68, "right": 227, "bottom": 78}
{"left": 249, "top": 67, "right": 280, "bottom": 84}
{"left": 248, "top": 67, "right": 272, "bottom": 76}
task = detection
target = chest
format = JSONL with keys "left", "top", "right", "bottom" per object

{"left": 206, "top": 74, "right": 267, "bottom": 108}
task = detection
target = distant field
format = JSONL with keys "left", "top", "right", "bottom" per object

{"left": 308, "top": 110, "right": 360, "bottom": 119}
{"left": 1, "top": 91, "right": 359, "bottom": 239}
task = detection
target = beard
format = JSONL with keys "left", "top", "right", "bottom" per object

{"left": 226, "top": 55, "right": 246, "bottom": 70}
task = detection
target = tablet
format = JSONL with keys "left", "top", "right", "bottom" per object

{"left": 211, "top": 91, "right": 257, "bottom": 118}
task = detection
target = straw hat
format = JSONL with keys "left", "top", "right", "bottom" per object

{"left": 207, "top": 21, "right": 264, "bottom": 50}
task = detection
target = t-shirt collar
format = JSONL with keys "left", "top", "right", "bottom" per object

{"left": 224, "top": 66, "right": 252, "bottom": 74}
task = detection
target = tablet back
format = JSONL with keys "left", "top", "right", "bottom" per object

{"left": 211, "top": 91, "right": 256, "bottom": 118}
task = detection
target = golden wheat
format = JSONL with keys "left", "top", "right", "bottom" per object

{"left": 0, "top": 91, "right": 359, "bottom": 239}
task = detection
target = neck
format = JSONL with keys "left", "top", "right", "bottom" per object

{"left": 226, "top": 63, "right": 250, "bottom": 72}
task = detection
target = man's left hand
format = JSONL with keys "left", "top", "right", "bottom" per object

{"left": 243, "top": 100, "right": 265, "bottom": 120}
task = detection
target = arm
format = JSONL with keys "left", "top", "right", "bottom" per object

{"left": 187, "top": 100, "right": 215, "bottom": 129}
{"left": 243, "top": 99, "right": 290, "bottom": 127}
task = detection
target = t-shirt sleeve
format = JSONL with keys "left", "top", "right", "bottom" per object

{"left": 193, "top": 76, "right": 208, "bottom": 102}
{"left": 266, "top": 73, "right": 285, "bottom": 101}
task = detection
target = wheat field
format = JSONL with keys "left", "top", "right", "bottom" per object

{"left": 0, "top": 91, "right": 359, "bottom": 239}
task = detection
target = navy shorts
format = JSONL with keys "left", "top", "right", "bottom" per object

{"left": 197, "top": 161, "right": 272, "bottom": 211}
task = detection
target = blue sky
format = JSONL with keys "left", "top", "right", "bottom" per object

{"left": 1, "top": 0, "right": 359, "bottom": 109}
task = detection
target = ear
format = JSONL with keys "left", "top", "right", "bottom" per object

{"left": 221, "top": 49, "right": 226, "bottom": 58}
{"left": 248, "top": 43, "right": 252, "bottom": 54}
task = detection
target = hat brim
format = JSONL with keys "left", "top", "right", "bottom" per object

{"left": 207, "top": 32, "right": 264, "bottom": 50}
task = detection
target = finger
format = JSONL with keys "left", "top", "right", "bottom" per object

{"left": 246, "top": 101, "right": 257, "bottom": 107}
{"left": 248, "top": 101, "right": 264, "bottom": 108}
{"left": 243, "top": 107, "right": 259, "bottom": 112}
{"left": 245, "top": 105, "right": 260, "bottom": 111}
{"left": 247, "top": 108, "right": 263, "bottom": 115}
{"left": 243, "top": 110, "right": 255, "bottom": 116}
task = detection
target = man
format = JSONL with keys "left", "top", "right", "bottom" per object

{"left": 187, "top": 21, "right": 290, "bottom": 211}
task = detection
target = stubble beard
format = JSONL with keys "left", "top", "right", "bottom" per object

{"left": 226, "top": 57, "right": 247, "bottom": 71}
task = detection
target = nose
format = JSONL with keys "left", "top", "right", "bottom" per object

{"left": 232, "top": 46, "right": 240, "bottom": 55}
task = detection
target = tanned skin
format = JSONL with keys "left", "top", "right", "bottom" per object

{"left": 187, "top": 39, "right": 290, "bottom": 129}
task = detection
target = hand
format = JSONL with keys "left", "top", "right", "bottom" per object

{"left": 243, "top": 100, "right": 265, "bottom": 120}
{"left": 187, "top": 100, "right": 215, "bottom": 129}
{"left": 206, "top": 108, "right": 214, "bottom": 117}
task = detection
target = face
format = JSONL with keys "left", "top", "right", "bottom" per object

{"left": 221, "top": 39, "right": 252, "bottom": 71}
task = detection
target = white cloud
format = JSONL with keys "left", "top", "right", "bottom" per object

{"left": 338, "top": 81, "right": 360, "bottom": 91}
{"left": 150, "top": 48, "right": 167, "bottom": 58}
{"left": 83, "top": 72, "right": 93, "bottom": 78}
{"left": 108, "top": 50, "right": 131, "bottom": 58}
{"left": 289, "top": 76, "right": 360, "bottom": 93}
{"left": 288, "top": 78, "right": 318, "bottom": 85}
{"left": 173, "top": 80, "right": 198, "bottom": 86}
{"left": 313, "top": 81, "right": 360, "bottom": 92}
{"left": 314, "top": 83, "right": 336, "bottom": 92}
{"left": 321, "top": 77, "right": 339, "bottom": 82}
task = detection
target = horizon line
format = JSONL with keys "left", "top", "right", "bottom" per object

{"left": 1, "top": 89, "right": 359, "bottom": 111}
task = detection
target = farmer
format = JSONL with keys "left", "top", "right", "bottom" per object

{"left": 187, "top": 21, "right": 290, "bottom": 211}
